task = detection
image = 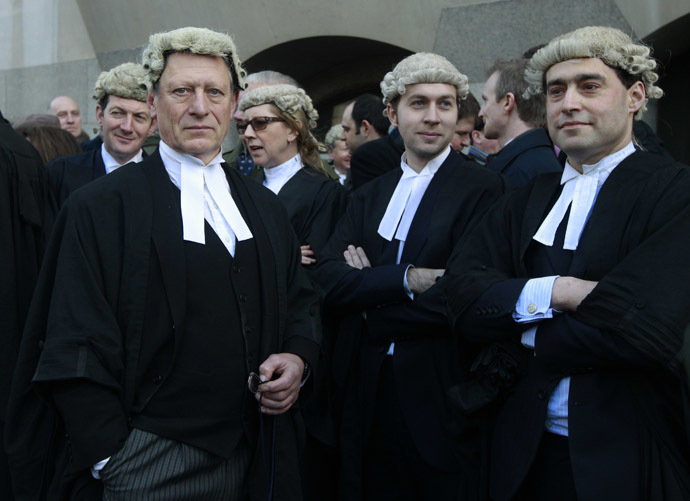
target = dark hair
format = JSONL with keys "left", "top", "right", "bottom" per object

{"left": 488, "top": 58, "right": 546, "bottom": 127}
{"left": 458, "top": 92, "right": 480, "bottom": 121}
{"left": 352, "top": 94, "right": 389, "bottom": 136}
{"left": 15, "top": 124, "right": 82, "bottom": 164}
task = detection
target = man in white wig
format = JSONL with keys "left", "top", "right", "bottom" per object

{"left": 7, "top": 27, "right": 319, "bottom": 501}
{"left": 446, "top": 25, "right": 690, "bottom": 501}
{"left": 315, "top": 52, "right": 505, "bottom": 500}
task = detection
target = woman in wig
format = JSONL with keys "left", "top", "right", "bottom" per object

{"left": 238, "top": 84, "right": 347, "bottom": 267}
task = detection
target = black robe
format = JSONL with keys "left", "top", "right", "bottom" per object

{"left": 0, "top": 111, "right": 54, "bottom": 501}
{"left": 46, "top": 149, "right": 106, "bottom": 209}
{"left": 257, "top": 165, "right": 348, "bottom": 262}
{"left": 5, "top": 150, "right": 321, "bottom": 501}
{"left": 315, "top": 150, "right": 506, "bottom": 498}
{"left": 446, "top": 151, "right": 690, "bottom": 500}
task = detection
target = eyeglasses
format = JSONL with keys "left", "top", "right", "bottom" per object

{"left": 236, "top": 116, "right": 285, "bottom": 134}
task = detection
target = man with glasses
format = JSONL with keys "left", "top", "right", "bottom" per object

{"left": 7, "top": 27, "right": 319, "bottom": 501}
{"left": 315, "top": 53, "right": 505, "bottom": 500}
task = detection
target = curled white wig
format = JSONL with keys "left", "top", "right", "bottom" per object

{"left": 525, "top": 26, "right": 662, "bottom": 117}
{"left": 324, "top": 124, "right": 344, "bottom": 150}
{"left": 380, "top": 52, "right": 469, "bottom": 106}
{"left": 142, "top": 27, "right": 246, "bottom": 89}
{"left": 238, "top": 84, "right": 319, "bottom": 129}
{"left": 93, "top": 62, "right": 149, "bottom": 103}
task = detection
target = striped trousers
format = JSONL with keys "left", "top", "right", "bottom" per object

{"left": 99, "top": 428, "right": 252, "bottom": 501}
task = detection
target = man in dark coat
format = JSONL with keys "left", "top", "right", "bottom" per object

{"left": 47, "top": 62, "right": 156, "bottom": 209}
{"left": 446, "top": 26, "right": 690, "bottom": 501}
{"left": 315, "top": 53, "right": 505, "bottom": 500}
{"left": 480, "top": 58, "right": 561, "bottom": 188}
{"left": 5, "top": 27, "right": 319, "bottom": 501}
{"left": 0, "top": 110, "right": 54, "bottom": 501}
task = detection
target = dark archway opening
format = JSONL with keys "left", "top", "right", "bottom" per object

{"left": 243, "top": 36, "right": 413, "bottom": 138}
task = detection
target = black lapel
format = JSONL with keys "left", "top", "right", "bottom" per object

{"left": 519, "top": 174, "right": 562, "bottom": 263}
{"left": 222, "top": 163, "right": 278, "bottom": 356}
{"left": 372, "top": 169, "right": 403, "bottom": 266}
{"left": 93, "top": 149, "right": 107, "bottom": 180}
{"left": 141, "top": 150, "right": 187, "bottom": 342}
{"left": 399, "top": 154, "right": 455, "bottom": 264}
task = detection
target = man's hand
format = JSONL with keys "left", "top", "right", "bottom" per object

{"left": 551, "top": 276, "right": 598, "bottom": 311}
{"left": 344, "top": 245, "right": 371, "bottom": 269}
{"left": 256, "top": 353, "right": 305, "bottom": 415}
{"left": 301, "top": 245, "right": 316, "bottom": 266}
{"left": 406, "top": 267, "right": 445, "bottom": 295}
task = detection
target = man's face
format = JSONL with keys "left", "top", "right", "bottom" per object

{"left": 545, "top": 57, "right": 644, "bottom": 169}
{"left": 97, "top": 95, "right": 156, "bottom": 164}
{"left": 148, "top": 52, "right": 237, "bottom": 164}
{"left": 50, "top": 96, "right": 82, "bottom": 137}
{"left": 387, "top": 83, "right": 457, "bottom": 171}
{"left": 328, "top": 138, "right": 351, "bottom": 173}
{"left": 341, "top": 102, "right": 364, "bottom": 155}
{"left": 479, "top": 71, "right": 507, "bottom": 141}
{"left": 450, "top": 116, "right": 474, "bottom": 153}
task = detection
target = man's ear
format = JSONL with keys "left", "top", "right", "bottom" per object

{"left": 361, "top": 119, "right": 373, "bottom": 138}
{"left": 503, "top": 92, "right": 516, "bottom": 114}
{"left": 627, "top": 81, "right": 646, "bottom": 115}
{"left": 95, "top": 104, "right": 105, "bottom": 135}
{"left": 146, "top": 93, "right": 157, "bottom": 120}
{"left": 386, "top": 104, "right": 398, "bottom": 127}
{"left": 471, "top": 129, "right": 481, "bottom": 145}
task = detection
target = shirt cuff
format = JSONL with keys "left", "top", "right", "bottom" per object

{"left": 403, "top": 264, "right": 414, "bottom": 300}
{"left": 91, "top": 457, "right": 110, "bottom": 480}
{"left": 513, "top": 276, "right": 559, "bottom": 323}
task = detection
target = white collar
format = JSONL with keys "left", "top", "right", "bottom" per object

{"left": 533, "top": 141, "right": 635, "bottom": 250}
{"left": 101, "top": 143, "right": 144, "bottom": 174}
{"left": 377, "top": 146, "right": 450, "bottom": 242}
{"left": 263, "top": 154, "right": 303, "bottom": 195}
{"left": 159, "top": 141, "right": 252, "bottom": 251}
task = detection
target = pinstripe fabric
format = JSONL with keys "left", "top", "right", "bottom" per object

{"left": 100, "top": 428, "right": 251, "bottom": 500}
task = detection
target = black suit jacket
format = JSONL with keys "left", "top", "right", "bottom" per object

{"left": 447, "top": 151, "right": 690, "bottom": 500}
{"left": 487, "top": 127, "right": 562, "bottom": 189}
{"left": 46, "top": 148, "right": 106, "bottom": 209}
{"left": 316, "top": 151, "right": 505, "bottom": 492}
{"left": 6, "top": 150, "right": 320, "bottom": 501}
{"left": 349, "top": 130, "right": 405, "bottom": 191}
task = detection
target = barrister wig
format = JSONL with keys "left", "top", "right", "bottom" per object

{"left": 324, "top": 124, "right": 344, "bottom": 151}
{"left": 93, "top": 63, "right": 149, "bottom": 104}
{"left": 380, "top": 52, "right": 470, "bottom": 107}
{"left": 238, "top": 84, "right": 325, "bottom": 170}
{"left": 238, "top": 84, "right": 319, "bottom": 129}
{"left": 142, "top": 27, "right": 247, "bottom": 91}
{"left": 524, "top": 26, "right": 663, "bottom": 118}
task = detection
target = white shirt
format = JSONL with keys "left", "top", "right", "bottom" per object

{"left": 515, "top": 141, "right": 636, "bottom": 436}
{"left": 100, "top": 143, "right": 144, "bottom": 174}
{"left": 262, "top": 154, "right": 303, "bottom": 195}
{"left": 159, "top": 141, "right": 253, "bottom": 257}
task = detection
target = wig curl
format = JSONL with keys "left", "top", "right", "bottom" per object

{"left": 380, "top": 53, "right": 469, "bottom": 106}
{"left": 238, "top": 84, "right": 319, "bottom": 129}
{"left": 93, "top": 62, "right": 149, "bottom": 103}
{"left": 324, "top": 124, "right": 344, "bottom": 150}
{"left": 142, "top": 27, "right": 246, "bottom": 89}
{"left": 524, "top": 26, "right": 662, "bottom": 117}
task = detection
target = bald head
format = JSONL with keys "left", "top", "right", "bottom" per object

{"left": 49, "top": 96, "right": 83, "bottom": 138}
